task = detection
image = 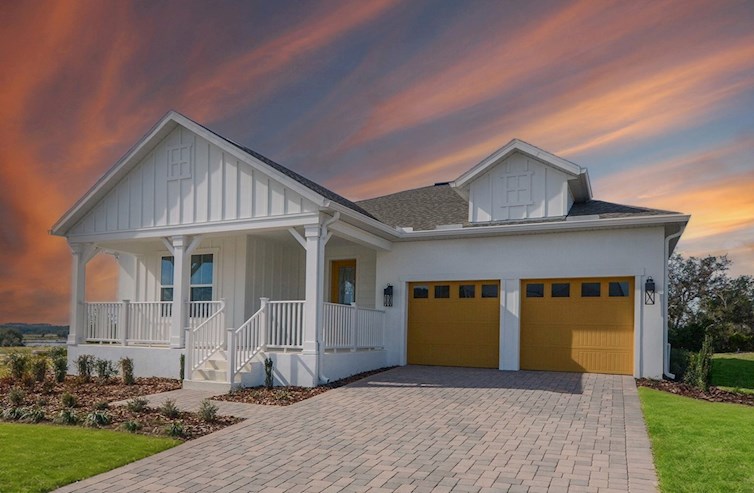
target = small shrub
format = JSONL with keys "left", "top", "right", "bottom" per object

{"left": 94, "top": 401, "right": 109, "bottom": 411}
{"left": 8, "top": 387, "right": 25, "bottom": 407}
{"left": 20, "top": 373, "right": 35, "bottom": 388}
{"left": 179, "top": 354, "right": 185, "bottom": 381}
{"left": 41, "top": 378, "right": 55, "bottom": 394}
{"left": 264, "top": 357, "right": 274, "bottom": 389}
{"left": 165, "top": 421, "right": 184, "bottom": 437}
{"left": 75, "top": 354, "right": 95, "bottom": 381}
{"left": 160, "top": 399, "right": 180, "bottom": 419}
{"left": 119, "top": 357, "right": 135, "bottom": 385}
{"left": 30, "top": 356, "right": 48, "bottom": 382}
{"left": 52, "top": 356, "right": 68, "bottom": 383}
{"left": 8, "top": 352, "right": 29, "bottom": 381}
{"left": 85, "top": 410, "right": 111, "bottom": 427}
{"left": 2, "top": 407, "right": 24, "bottom": 421}
{"left": 198, "top": 399, "right": 218, "bottom": 423}
{"left": 94, "top": 358, "right": 117, "bottom": 381}
{"left": 684, "top": 334, "right": 713, "bottom": 391}
{"left": 47, "top": 346, "right": 67, "bottom": 360}
{"left": 36, "top": 397, "right": 49, "bottom": 407}
{"left": 126, "top": 397, "right": 149, "bottom": 413}
{"left": 122, "top": 420, "right": 141, "bottom": 433}
{"left": 55, "top": 409, "right": 79, "bottom": 425}
{"left": 22, "top": 406, "right": 45, "bottom": 423}
{"left": 61, "top": 392, "right": 77, "bottom": 408}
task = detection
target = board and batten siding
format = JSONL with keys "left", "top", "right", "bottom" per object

{"left": 71, "top": 127, "right": 317, "bottom": 235}
{"left": 245, "top": 236, "right": 306, "bottom": 317}
{"left": 468, "top": 152, "right": 571, "bottom": 222}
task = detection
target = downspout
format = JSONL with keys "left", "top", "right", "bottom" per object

{"left": 317, "top": 212, "right": 340, "bottom": 384}
{"left": 663, "top": 224, "right": 685, "bottom": 379}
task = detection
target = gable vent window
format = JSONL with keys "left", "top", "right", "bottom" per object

{"left": 501, "top": 171, "right": 533, "bottom": 206}
{"left": 167, "top": 144, "right": 193, "bottom": 180}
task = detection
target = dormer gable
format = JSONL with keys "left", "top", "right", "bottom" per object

{"left": 452, "top": 139, "right": 592, "bottom": 223}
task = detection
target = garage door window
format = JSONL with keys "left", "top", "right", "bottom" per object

{"left": 551, "top": 283, "right": 570, "bottom": 297}
{"left": 459, "top": 285, "right": 476, "bottom": 298}
{"left": 434, "top": 285, "right": 450, "bottom": 298}
{"left": 481, "top": 284, "right": 498, "bottom": 298}
{"left": 413, "top": 286, "right": 429, "bottom": 299}
{"left": 609, "top": 281, "right": 630, "bottom": 297}
{"left": 581, "top": 282, "right": 601, "bottom": 297}
{"left": 526, "top": 283, "right": 544, "bottom": 297}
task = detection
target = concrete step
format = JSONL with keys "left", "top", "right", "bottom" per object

{"left": 192, "top": 368, "right": 227, "bottom": 382}
{"left": 182, "top": 379, "right": 233, "bottom": 393}
{"left": 202, "top": 358, "right": 228, "bottom": 371}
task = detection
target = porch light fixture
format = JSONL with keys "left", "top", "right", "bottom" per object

{"left": 383, "top": 284, "right": 394, "bottom": 307}
{"left": 644, "top": 277, "right": 656, "bottom": 305}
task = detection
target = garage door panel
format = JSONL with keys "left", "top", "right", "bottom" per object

{"left": 521, "top": 277, "right": 634, "bottom": 375}
{"left": 408, "top": 280, "right": 500, "bottom": 369}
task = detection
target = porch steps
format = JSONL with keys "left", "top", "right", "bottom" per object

{"left": 183, "top": 350, "right": 262, "bottom": 392}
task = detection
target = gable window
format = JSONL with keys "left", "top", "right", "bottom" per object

{"left": 501, "top": 171, "right": 533, "bottom": 206}
{"left": 160, "top": 254, "right": 214, "bottom": 302}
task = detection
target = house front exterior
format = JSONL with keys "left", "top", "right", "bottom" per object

{"left": 51, "top": 112, "right": 689, "bottom": 389}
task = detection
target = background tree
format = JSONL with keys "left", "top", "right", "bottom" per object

{"left": 0, "top": 327, "right": 24, "bottom": 347}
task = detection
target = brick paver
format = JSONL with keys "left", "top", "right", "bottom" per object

{"left": 56, "top": 367, "right": 658, "bottom": 492}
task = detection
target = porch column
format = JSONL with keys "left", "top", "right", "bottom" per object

{"left": 68, "top": 242, "right": 98, "bottom": 345}
{"left": 170, "top": 236, "right": 191, "bottom": 348}
{"left": 302, "top": 224, "right": 324, "bottom": 382}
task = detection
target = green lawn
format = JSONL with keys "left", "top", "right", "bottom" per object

{"left": 639, "top": 387, "right": 754, "bottom": 493}
{"left": 712, "top": 352, "right": 754, "bottom": 394}
{"left": 0, "top": 423, "right": 178, "bottom": 493}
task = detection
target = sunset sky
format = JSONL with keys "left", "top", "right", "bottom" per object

{"left": 1, "top": 0, "right": 753, "bottom": 324}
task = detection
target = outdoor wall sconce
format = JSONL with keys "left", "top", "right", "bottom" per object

{"left": 383, "top": 284, "right": 394, "bottom": 307}
{"left": 644, "top": 277, "right": 656, "bottom": 305}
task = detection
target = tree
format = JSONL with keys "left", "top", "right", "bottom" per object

{"left": 0, "top": 327, "right": 24, "bottom": 347}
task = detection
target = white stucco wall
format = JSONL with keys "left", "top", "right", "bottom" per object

{"left": 375, "top": 226, "right": 667, "bottom": 378}
{"left": 68, "top": 345, "right": 184, "bottom": 379}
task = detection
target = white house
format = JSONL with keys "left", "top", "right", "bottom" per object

{"left": 51, "top": 111, "right": 689, "bottom": 390}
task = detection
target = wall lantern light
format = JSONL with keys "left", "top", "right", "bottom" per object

{"left": 383, "top": 284, "right": 394, "bottom": 307}
{"left": 644, "top": 277, "right": 656, "bottom": 305}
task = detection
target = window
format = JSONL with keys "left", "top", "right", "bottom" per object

{"left": 609, "top": 281, "right": 630, "bottom": 297}
{"left": 434, "top": 285, "right": 450, "bottom": 299}
{"left": 551, "top": 283, "right": 570, "bottom": 297}
{"left": 413, "top": 286, "right": 429, "bottom": 299}
{"left": 502, "top": 171, "right": 533, "bottom": 206}
{"left": 459, "top": 285, "right": 475, "bottom": 298}
{"left": 160, "top": 254, "right": 214, "bottom": 302}
{"left": 526, "top": 283, "right": 544, "bottom": 298}
{"left": 581, "top": 282, "right": 601, "bottom": 297}
{"left": 481, "top": 284, "right": 499, "bottom": 298}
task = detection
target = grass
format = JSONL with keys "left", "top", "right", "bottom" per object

{"left": 639, "top": 387, "right": 754, "bottom": 493}
{"left": 0, "top": 423, "right": 178, "bottom": 493}
{"left": 711, "top": 352, "right": 754, "bottom": 394}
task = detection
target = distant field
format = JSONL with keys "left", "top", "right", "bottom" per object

{"left": 712, "top": 353, "right": 754, "bottom": 394}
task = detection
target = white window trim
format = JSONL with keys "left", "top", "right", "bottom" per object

{"left": 158, "top": 247, "right": 220, "bottom": 302}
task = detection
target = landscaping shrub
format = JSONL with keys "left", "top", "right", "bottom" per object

{"left": 670, "top": 348, "right": 692, "bottom": 381}
{"left": 684, "top": 334, "right": 714, "bottom": 391}
{"left": 30, "top": 356, "right": 48, "bottom": 382}
{"left": 122, "top": 420, "right": 141, "bottom": 433}
{"left": 264, "top": 357, "right": 274, "bottom": 389}
{"left": 94, "top": 401, "right": 109, "bottom": 411}
{"left": 8, "top": 352, "right": 29, "bottom": 381}
{"left": 8, "top": 387, "right": 25, "bottom": 407}
{"left": 55, "top": 409, "right": 79, "bottom": 425}
{"left": 198, "top": 399, "right": 218, "bottom": 423}
{"left": 22, "top": 406, "right": 45, "bottom": 423}
{"left": 2, "top": 407, "right": 24, "bottom": 421}
{"left": 85, "top": 410, "right": 111, "bottom": 427}
{"left": 179, "top": 354, "right": 185, "bottom": 381}
{"left": 160, "top": 399, "right": 180, "bottom": 419}
{"left": 61, "top": 392, "right": 77, "bottom": 408}
{"left": 47, "top": 346, "right": 67, "bottom": 360}
{"left": 119, "top": 357, "right": 135, "bottom": 385}
{"left": 94, "top": 358, "right": 117, "bottom": 381}
{"left": 126, "top": 397, "right": 149, "bottom": 413}
{"left": 165, "top": 421, "right": 184, "bottom": 437}
{"left": 52, "top": 355, "right": 68, "bottom": 383}
{"left": 75, "top": 354, "right": 95, "bottom": 381}
{"left": 41, "top": 379, "right": 55, "bottom": 394}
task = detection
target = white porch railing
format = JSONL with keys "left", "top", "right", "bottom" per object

{"left": 323, "top": 302, "right": 385, "bottom": 350}
{"left": 84, "top": 300, "right": 223, "bottom": 346}
{"left": 187, "top": 300, "right": 226, "bottom": 373}
{"left": 266, "top": 300, "right": 305, "bottom": 349}
{"left": 228, "top": 305, "right": 265, "bottom": 383}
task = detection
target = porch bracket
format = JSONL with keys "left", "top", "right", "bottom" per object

{"left": 288, "top": 228, "right": 307, "bottom": 249}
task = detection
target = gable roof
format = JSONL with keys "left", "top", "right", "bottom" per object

{"left": 52, "top": 111, "right": 374, "bottom": 235}
{"left": 452, "top": 138, "right": 592, "bottom": 202}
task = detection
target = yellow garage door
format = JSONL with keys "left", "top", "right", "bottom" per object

{"left": 408, "top": 280, "right": 500, "bottom": 368}
{"left": 520, "top": 277, "right": 634, "bottom": 375}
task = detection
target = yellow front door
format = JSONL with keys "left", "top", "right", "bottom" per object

{"left": 520, "top": 277, "right": 634, "bottom": 375}
{"left": 407, "top": 280, "right": 500, "bottom": 368}
{"left": 331, "top": 259, "right": 356, "bottom": 304}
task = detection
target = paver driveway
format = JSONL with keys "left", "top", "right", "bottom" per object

{"left": 56, "top": 367, "right": 657, "bottom": 493}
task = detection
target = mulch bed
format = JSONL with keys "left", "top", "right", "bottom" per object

{"left": 0, "top": 376, "right": 240, "bottom": 440}
{"left": 214, "top": 366, "right": 396, "bottom": 406}
{"left": 637, "top": 378, "right": 754, "bottom": 407}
